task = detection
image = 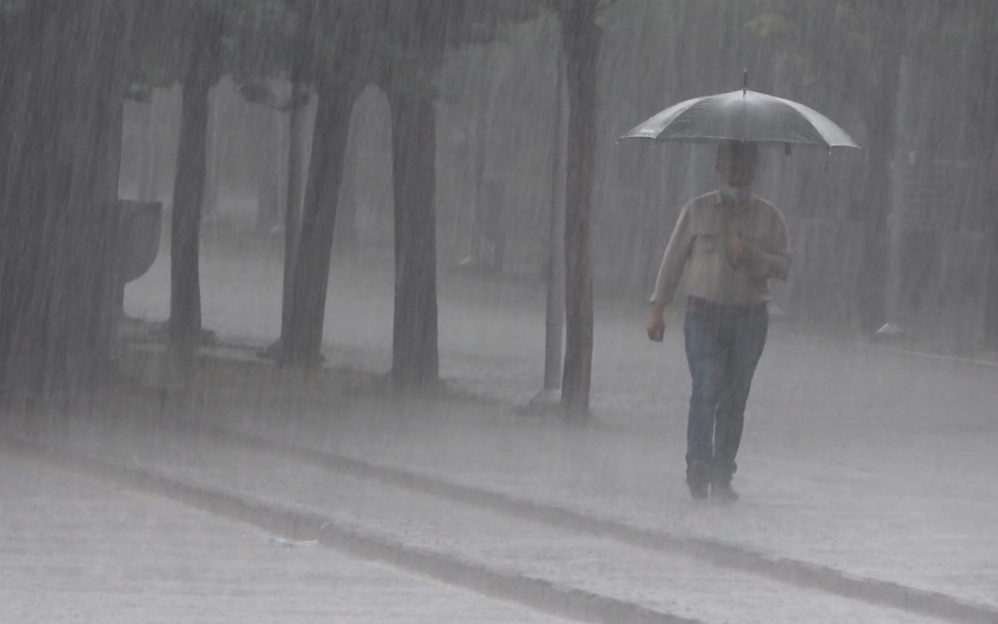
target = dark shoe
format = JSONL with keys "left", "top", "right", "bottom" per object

{"left": 686, "top": 461, "right": 709, "bottom": 499}
{"left": 710, "top": 479, "right": 740, "bottom": 503}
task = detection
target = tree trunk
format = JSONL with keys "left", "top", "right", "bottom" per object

{"left": 279, "top": 84, "right": 308, "bottom": 347}
{"left": 108, "top": 95, "right": 127, "bottom": 318}
{"left": 0, "top": 6, "right": 46, "bottom": 393}
{"left": 51, "top": 4, "right": 125, "bottom": 397}
{"left": 543, "top": 41, "right": 566, "bottom": 392}
{"left": 388, "top": 85, "right": 440, "bottom": 390}
{"left": 559, "top": 2, "right": 601, "bottom": 415}
{"left": 282, "top": 77, "right": 358, "bottom": 367}
{"left": 0, "top": 1, "right": 126, "bottom": 399}
{"left": 275, "top": 0, "right": 312, "bottom": 353}
{"left": 170, "top": 10, "right": 221, "bottom": 363}
{"left": 981, "top": 51, "right": 998, "bottom": 347}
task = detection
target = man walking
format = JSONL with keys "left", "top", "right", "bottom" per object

{"left": 646, "top": 140, "right": 790, "bottom": 501}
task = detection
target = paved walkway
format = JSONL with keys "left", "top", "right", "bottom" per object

{"left": 4, "top": 409, "right": 985, "bottom": 624}
{"left": 0, "top": 449, "right": 575, "bottom": 624}
{"left": 4, "top": 238, "right": 994, "bottom": 622}
{"left": 122, "top": 244, "right": 998, "bottom": 606}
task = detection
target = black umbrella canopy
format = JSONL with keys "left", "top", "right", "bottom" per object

{"left": 622, "top": 88, "right": 860, "bottom": 151}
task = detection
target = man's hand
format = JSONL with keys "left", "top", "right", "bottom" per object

{"left": 727, "top": 232, "right": 753, "bottom": 267}
{"left": 647, "top": 303, "right": 665, "bottom": 342}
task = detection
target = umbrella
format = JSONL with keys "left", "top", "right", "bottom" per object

{"left": 621, "top": 84, "right": 859, "bottom": 151}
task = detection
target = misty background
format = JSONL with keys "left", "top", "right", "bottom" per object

{"left": 1, "top": 0, "right": 996, "bottom": 412}
{"left": 118, "top": 0, "right": 998, "bottom": 350}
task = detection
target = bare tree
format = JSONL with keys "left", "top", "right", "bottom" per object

{"left": 543, "top": 0, "right": 615, "bottom": 414}
{"left": 169, "top": 4, "right": 224, "bottom": 364}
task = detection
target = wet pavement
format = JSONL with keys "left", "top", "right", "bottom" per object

{"left": 0, "top": 449, "right": 578, "bottom": 624}
{"left": 2, "top": 243, "right": 996, "bottom": 622}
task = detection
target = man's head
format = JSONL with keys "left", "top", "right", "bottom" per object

{"left": 715, "top": 140, "right": 759, "bottom": 188}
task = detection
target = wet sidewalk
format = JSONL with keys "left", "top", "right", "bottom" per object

{"left": 111, "top": 290, "right": 998, "bottom": 615}
{"left": 0, "top": 448, "right": 579, "bottom": 624}
{"left": 18, "top": 242, "right": 985, "bottom": 621}
{"left": 3, "top": 405, "right": 986, "bottom": 624}
{"left": 3, "top": 340, "right": 997, "bottom": 624}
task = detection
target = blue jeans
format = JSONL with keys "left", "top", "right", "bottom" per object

{"left": 683, "top": 298, "right": 769, "bottom": 482}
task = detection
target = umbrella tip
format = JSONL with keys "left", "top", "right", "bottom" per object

{"left": 743, "top": 68, "right": 748, "bottom": 94}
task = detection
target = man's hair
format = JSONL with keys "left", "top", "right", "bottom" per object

{"left": 717, "top": 140, "right": 759, "bottom": 163}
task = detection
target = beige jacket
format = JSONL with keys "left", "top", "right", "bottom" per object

{"left": 650, "top": 191, "right": 791, "bottom": 306}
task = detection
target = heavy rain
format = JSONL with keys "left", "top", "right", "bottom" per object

{"left": 1, "top": 1, "right": 996, "bottom": 622}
